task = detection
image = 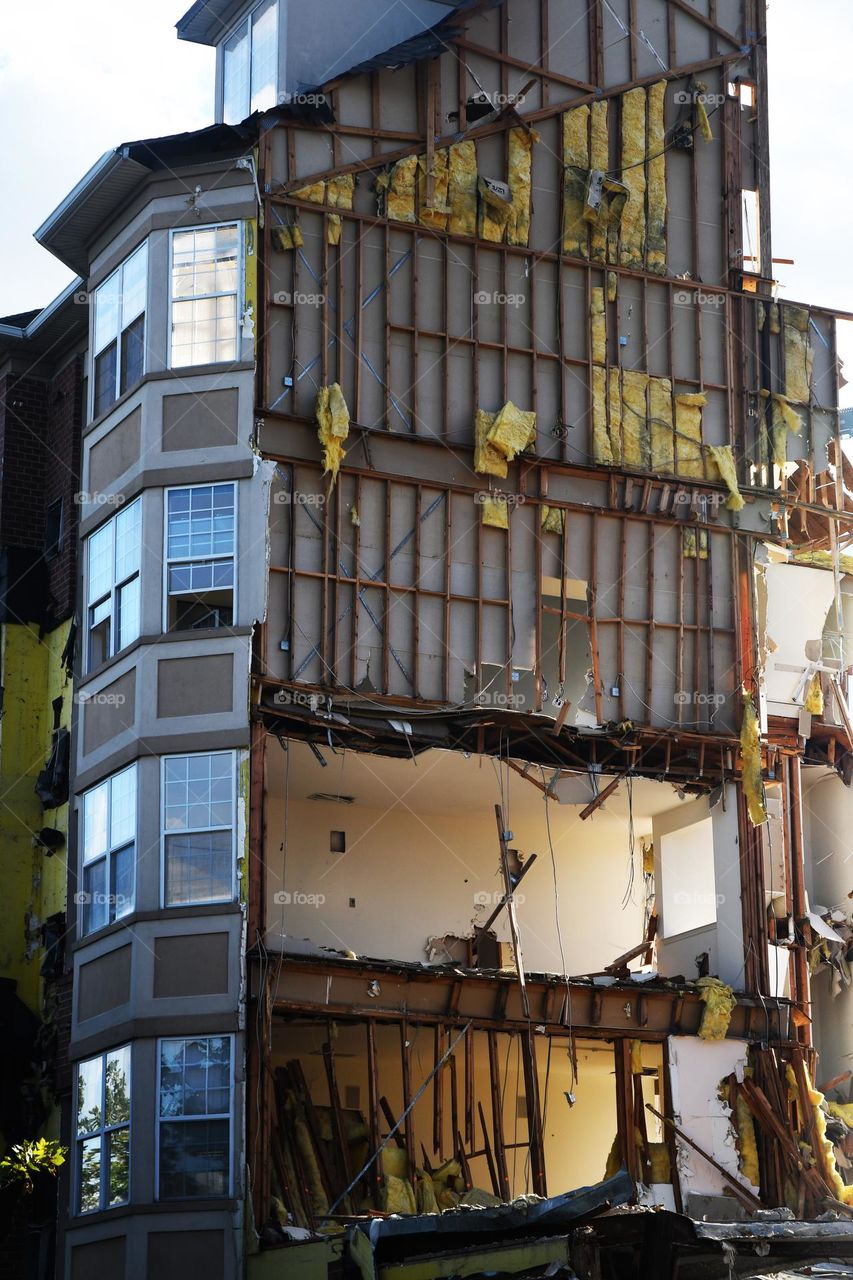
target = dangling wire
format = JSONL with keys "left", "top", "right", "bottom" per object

{"left": 621, "top": 776, "right": 637, "bottom": 909}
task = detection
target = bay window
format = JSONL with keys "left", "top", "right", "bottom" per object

{"left": 92, "top": 242, "right": 147, "bottom": 418}
{"left": 169, "top": 224, "right": 240, "bottom": 368}
{"left": 158, "top": 1036, "right": 233, "bottom": 1199}
{"left": 80, "top": 764, "right": 136, "bottom": 935}
{"left": 86, "top": 498, "right": 142, "bottom": 669}
{"left": 165, "top": 483, "right": 236, "bottom": 631}
{"left": 76, "top": 1046, "right": 131, "bottom": 1213}
{"left": 223, "top": 0, "right": 278, "bottom": 124}
{"left": 162, "top": 752, "right": 235, "bottom": 907}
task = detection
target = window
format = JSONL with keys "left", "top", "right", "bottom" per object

{"left": 162, "top": 752, "right": 235, "bottom": 907}
{"left": 165, "top": 483, "right": 236, "bottom": 631}
{"left": 92, "top": 241, "right": 147, "bottom": 418}
{"left": 76, "top": 1046, "right": 131, "bottom": 1214}
{"left": 85, "top": 498, "right": 141, "bottom": 669}
{"left": 660, "top": 816, "right": 718, "bottom": 936}
{"left": 158, "top": 1036, "right": 232, "bottom": 1199}
{"left": 223, "top": 0, "right": 278, "bottom": 123}
{"left": 80, "top": 764, "right": 136, "bottom": 935}
{"left": 170, "top": 225, "right": 240, "bottom": 368}
{"left": 44, "top": 498, "right": 64, "bottom": 560}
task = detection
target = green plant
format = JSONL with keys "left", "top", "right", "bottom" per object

{"left": 0, "top": 1139, "right": 66, "bottom": 1196}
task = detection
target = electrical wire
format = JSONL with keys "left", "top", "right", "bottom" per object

{"left": 541, "top": 769, "right": 577, "bottom": 1092}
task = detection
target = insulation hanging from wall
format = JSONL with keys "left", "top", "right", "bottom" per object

{"left": 481, "top": 494, "right": 509, "bottom": 529}
{"left": 783, "top": 305, "right": 814, "bottom": 404}
{"left": 590, "top": 287, "right": 607, "bottom": 365}
{"left": 474, "top": 409, "right": 508, "bottom": 478}
{"left": 378, "top": 155, "right": 419, "bottom": 223}
{"left": 418, "top": 149, "right": 450, "bottom": 231}
{"left": 649, "top": 377, "right": 674, "bottom": 472}
{"left": 326, "top": 172, "right": 355, "bottom": 245}
{"left": 619, "top": 87, "right": 647, "bottom": 270}
{"left": 707, "top": 444, "right": 745, "bottom": 511}
{"left": 479, "top": 176, "right": 513, "bottom": 242}
{"left": 486, "top": 401, "right": 536, "bottom": 460}
{"left": 675, "top": 392, "right": 706, "bottom": 478}
{"left": 682, "top": 527, "right": 709, "bottom": 559}
{"left": 696, "top": 978, "right": 737, "bottom": 1040}
{"left": 507, "top": 127, "right": 537, "bottom": 247}
{"left": 562, "top": 105, "right": 590, "bottom": 258}
{"left": 740, "top": 687, "right": 768, "bottom": 826}
{"left": 762, "top": 390, "right": 803, "bottom": 467}
{"left": 292, "top": 181, "right": 326, "bottom": 203}
{"left": 541, "top": 505, "right": 565, "bottom": 535}
{"left": 646, "top": 81, "right": 668, "bottom": 274}
{"left": 622, "top": 370, "right": 651, "bottom": 468}
{"left": 271, "top": 224, "right": 303, "bottom": 250}
{"left": 316, "top": 383, "right": 350, "bottom": 486}
{"left": 591, "top": 366, "right": 614, "bottom": 465}
{"left": 448, "top": 141, "right": 478, "bottom": 236}
{"left": 590, "top": 100, "right": 610, "bottom": 262}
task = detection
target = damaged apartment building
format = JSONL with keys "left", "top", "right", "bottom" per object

{"left": 6, "top": 0, "right": 853, "bottom": 1277}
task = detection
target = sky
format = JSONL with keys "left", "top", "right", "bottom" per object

{"left": 0, "top": 0, "right": 851, "bottom": 382}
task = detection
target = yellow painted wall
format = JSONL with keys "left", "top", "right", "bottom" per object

{"left": 0, "top": 620, "right": 70, "bottom": 1016}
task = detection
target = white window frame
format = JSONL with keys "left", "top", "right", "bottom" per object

{"left": 167, "top": 223, "right": 243, "bottom": 370}
{"left": 74, "top": 1045, "right": 132, "bottom": 1215}
{"left": 160, "top": 751, "right": 237, "bottom": 909}
{"left": 84, "top": 497, "right": 142, "bottom": 671}
{"left": 90, "top": 240, "right": 148, "bottom": 420}
{"left": 155, "top": 1034, "right": 234, "bottom": 1202}
{"left": 162, "top": 481, "right": 238, "bottom": 633}
{"left": 79, "top": 763, "right": 137, "bottom": 937}
{"left": 221, "top": 0, "right": 279, "bottom": 123}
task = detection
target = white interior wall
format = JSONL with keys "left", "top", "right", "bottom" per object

{"left": 263, "top": 744, "right": 692, "bottom": 976}
{"left": 667, "top": 1036, "right": 756, "bottom": 1203}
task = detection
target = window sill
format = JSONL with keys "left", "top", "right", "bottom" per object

{"left": 72, "top": 902, "right": 243, "bottom": 953}
{"left": 84, "top": 363, "right": 254, "bottom": 437}
{"left": 66, "top": 1197, "right": 239, "bottom": 1228}
{"left": 79, "top": 627, "right": 254, "bottom": 687}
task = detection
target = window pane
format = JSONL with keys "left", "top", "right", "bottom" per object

{"left": 121, "top": 242, "right": 147, "bottom": 326}
{"left": 117, "top": 576, "right": 140, "bottom": 651}
{"left": 108, "top": 1128, "right": 130, "bottom": 1206}
{"left": 105, "top": 1048, "right": 131, "bottom": 1126}
{"left": 110, "top": 765, "right": 137, "bottom": 849}
{"left": 82, "top": 858, "right": 107, "bottom": 934}
{"left": 93, "top": 343, "right": 118, "bottom": 418}
{"left": 164, "top": 831, "right": 233, "bottom": 906}
{"left": 83, "top": 782, "right": 109, "bottom": 863}
{"left": 94, "top": 271, "right": 120, "bottom": 354}
{"left": 163, "top": 753, "right": 233, "bottom": 831}
{"left": 159, "top": 1119, "right": 229, "bottom": 1199}
{"left": 115, "top": 499, "right": 141, "bottom": 581}
{"left": 79, "top": 1136, "right": 102, "bottom": 1212}
{"left": 120, "top": 313, "right": 145, "bottom": 393}
{"left": 77, "top": 1056, "right": 103, "bottom": 1134}
{"left": 87, "top": 522, "right": 114, "bottom": 606}
{"left": 223, "top": 24, "right": 250, "bottom": 124}
{"left": 113, "top": 843, "right": 135, "bottom": 920}
{"left": 250, "top": 0, "right": 278, "bottom": 113}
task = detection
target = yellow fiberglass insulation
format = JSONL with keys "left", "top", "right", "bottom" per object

{"left": 479, "top": 177, "right": 512, "bottom": 242}
{"left": 590, "top": 99, "right": 610, "bottom": 262}
{"left": 562, "top": 106, "right": 590, "bottom": 258}
{"left": 740, "top": 687, "right": 767, "bottom": 826}
{"left": 418, "top": 149, "right": 450, "bottom": 231}
{"left": 648, "top": 1144, "right": 671, "bottom": 1184}
{"left": 649, "top": 376, "right": 674, "bottom": 472}
{"left": 292, "top": 181, "right": 325, "bottom": 203}
{"left": 783, "top": 305, "right": 814, "bottom": 404}
{"left": 805, "top": 672, "right": 824, "bottom": 715}
{"left": 682, "top": 528, "right": 708, "bottom": 560}
{"left": 695, "top": 98, "right": 713, "bottom": 143}
{"left": 541, "top": 505, "right": 565, "bottom": 536}
{"left": 607, "top": 271, "right": 618, "bottom": 303}
{"left": 487, "top": 402, "right": 536, "bottom": 460}
{"left": 734, "top": 1094, "right": 760, "bottom": 1187}
{"left": 762, "top": 391, "right": 803, "bottom": 467}
{"left": 507, "top": 127, "right": 537, "bottom": 247}
{"left": 608, "top": 367, "right": 623, "bottom": 463}
{"left": 696, "top": 977, "right": 737, "bottom": 1041}
{"left": 827, "top": 1099, "right": 853, "bottom": 1127}
{"left": 271, "top": 224, "right": 303, "bottom": 251}
{"left": 474, "top": 409, "right": 508, "bottom": 478}
{"left": 326, "top": 174, "right": 354, "bottom": 246}
{"left": 384, "top": 155, "right": 418, "bottom": 223}
{"left": 382, "top": 1174, "right": 417, "bottom": 1215}
{"left": 603, "top": 1134, "right": 621, "bottom": 1181}
{"left": 592, "top": 366, "right": 614, "bottom": 465}
{"left": 622, "top": 370, "right": 650, "bottom": 469}
{"left": 316, "top": 383, "right": 350, "bottom": 486}
{"left": 482, "top": 495, "right": 509, "bottom": 530}
{"left": 630, "top": 1040, "right": 644, "bottom": 1075}
{"left": 620, "top": 87, "right": 647, "bottom": 270}
{"left": 415, "top": 1169, "right": 439, "bottom": 1214}
{"left": 448, "top": 141, "right": 478, "bottom": 236}
{"left": 796, "top": 1065, "right": 853, "bottom": 1205}
{"left": 646, "top": 81, "right": 667, "bottom": 274}
{"left": 706, "top": 444, "right": 745, "bottom": 511}
{"left": 675, "top": 392, "right": 706, "bottom": 478}
{"left": 794, "top": 549, "right": 853, "bottom": 574}
{"left": 590, "top": 287, "right": 606, "bottom": 364}
{"left": 294, "top": 1115, "right": 330, "bottom": 1215}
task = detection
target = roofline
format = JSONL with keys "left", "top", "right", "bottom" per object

{"left": 0, "top": 276, "right": 85, "bottom": 342}
{"left": 34, "top": 150, "right": 125, "bottom": 246}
